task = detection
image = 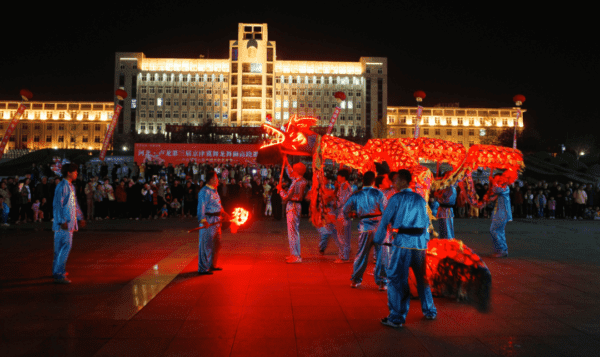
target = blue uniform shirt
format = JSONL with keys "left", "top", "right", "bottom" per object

{"left": 343, "top": 186, "right": 385, "bottom": 232}
{"left": 197, "top": 185, "right": 222, "bottom": 223}
{"left": 436, "top": 186, "right": 456, "bottom": 219}
{"left": 52, "top": 179, "right": 83, "bottom": 232}
{"left": 374, "top": 188, "right": 430, "bottom": 250}
{"left": 492, "top": 186, "right": 512, "bottom": 222}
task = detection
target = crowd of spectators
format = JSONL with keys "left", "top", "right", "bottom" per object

{"left": 449, "top": 180, "right": 600, "bottom": 220}
{"left": 2, "top": 159, "right": 600, "bottom": 227}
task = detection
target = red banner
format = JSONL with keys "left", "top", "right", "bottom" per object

{"left": 0, "top": 103, "right": 27, "bottom": 160}
{"left": 99, "top": 104, "right": 123, "bottom": 161}
{"left": 134, "top": 143, "right": 261, "bottom": 165}
{"left": 326, "top": 106, "right": 342, "bottom": 135}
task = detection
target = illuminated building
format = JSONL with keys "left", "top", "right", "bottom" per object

{"left": 0, "top": 101, "right": 114, "bottom": 151}
{"left": 386, "top": 104, "right": 525, "bottom": 147}
{"left": 114, "top": 23, "right": 387, "bottom": 138}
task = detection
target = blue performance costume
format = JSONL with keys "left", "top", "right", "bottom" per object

{"left": 52, "top": 179, "right": 83, "bottom": 280}
{"left": 334, "top": 181, "right": 353, "bottom": 260}
{"left": 280, "top": 169, "right": 308, "bottom": 259}
{"left": 343, "top": 186, "right": 385, "bottom": 285}
{"left": 490, "top": 186, "right": 512, "bottom": 255}
{"left": 435, "top": 186, "right": 456, "bottom": 239}
{"left": 197, "top": 184, "right": 223, "bottom": 273}
{"left": 318, "top": 181, "right": 352, "bottom": 260}
{"left": 374, "top": 188, "right": 437, "bottom": 324}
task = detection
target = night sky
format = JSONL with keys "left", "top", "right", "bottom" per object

{"left": 2, "top": 1, "right": 596, "bottom": 150}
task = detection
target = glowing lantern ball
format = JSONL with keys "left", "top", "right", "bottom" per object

{"left": 513, "top": 94, "right": 526, "bottom": 106}
{"left": 116, "top": 89, "right": 128, "bottom": 101}
{"left": 230, "top": 207, "right": 249, "bottom": 233}
{"left": 414, "top": 90, "right": 426, "bottom": 102}
{"left": 20, "top": 89, "right": 33, "bottom": 101}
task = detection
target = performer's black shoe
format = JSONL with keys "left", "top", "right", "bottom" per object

{"left": 198, "top": 271, "right": 213, "bottom": 275}
{"left": 210, "top": 267, "right": 223, "bottom": 271}
{"left": 319, "top": 249, "right": 325, "bottom": 255}
{"left": 425, "top": 314, "right": 436, "bottom": 320}
{"left": 380, "top": 317, "right": 402, "bottom": 328}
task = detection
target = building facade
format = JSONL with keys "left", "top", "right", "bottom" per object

{"left": 0, "top": 101, "right": 114, "bottom": 151}
{"left": 386, "top": 104, "right": 525, "bottom": 148}
{"left": 114, "top": 23, "right": 387, "bottom": 138}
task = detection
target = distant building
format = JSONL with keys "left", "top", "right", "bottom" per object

{"left": 114, "top": 23, "right": 387, "bottom": 138}
{"left": 386, "top": 104, "right": 525, "bottom": 148}
{"left": 0, "top": 101, "right": 113, "bottom": 150}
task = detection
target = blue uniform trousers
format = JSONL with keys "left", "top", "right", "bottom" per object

{"left": 351, "top": 230, "right": 383, "bottom": 285}
{"left": 490, "top": 219, "right": 508, "bottom": 254}
{"left": 198, "top": 216, "right": 221, "bottom": 272}
{"left": 286, "top": 202, "right": 301, "bottom": 257}
{"left": 386, "top": 247, "right": 437, "bottom": 324}
{"left": 52, "top": 230, "right": 73, "bottom": 279}
{"left": 375, "top": 229, "right": 392, "bottom": 284}
{"left": 437, "top": 217, "right": 454, "bottom": 239}
{"left": 336, "top": 217, "right": 351, "bottom": 260}
{"left": 318, "top": 223, "right": 337, "bottom": 252}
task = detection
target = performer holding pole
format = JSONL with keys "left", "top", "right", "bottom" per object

{"left": 52, "top": 163, "right": 86, "bottom": 284}
{"left": 433, "top": 180, "right": 457, "bottom": 239}
{"left": 333, "top": 168, "right": 353, "bottom": 263}
{"left": 489, "top": 173, "right": 512, "bottom": 258}
{"left": 374, "top": 169, "right": 436, "bottom": 328}
{"left": 343, "top": 171, "right": 385, "bottom": 288}
{"left": 197, "top": 170, "right": 226, "bottom": 275}
{"left": 277, "top": 161, "right": 308, "bottom": 263}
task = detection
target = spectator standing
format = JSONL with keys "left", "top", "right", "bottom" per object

{"left": 513, "top": 186, "right": 524, "bottom": 218}
{"left": 573, "top": 186, "right": 587, "bottom": 219}
{"left": 115, "top": 181, "right": 128, "bottom": 218}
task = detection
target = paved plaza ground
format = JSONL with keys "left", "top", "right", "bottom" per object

{"left": 1, "top": 215, "right": 599, "bottom": 356}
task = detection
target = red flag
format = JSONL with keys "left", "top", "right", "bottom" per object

{"left": 0, "top": 104, "right": 27, "bottom": 160}
{"left": 326, "top": 107, "right": 342, "bottom": 135}
{"left": 99, "top": 104, "right": 123, "bottom": 161}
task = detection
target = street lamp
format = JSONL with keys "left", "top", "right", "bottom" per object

{"left": 578, "top": 151, "right": 585, "bottom": 160}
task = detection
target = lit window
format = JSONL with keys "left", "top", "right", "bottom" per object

{"left": 251, "top": 63, "right": 262, "bottom": 73}
{"left": 157, "top": 98, "right": 162, "bottom": 107}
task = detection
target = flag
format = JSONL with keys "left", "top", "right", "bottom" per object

{"left": 0, "top": 103, "right": 27, "bottom": 160}
{"left": 99, "top": 104, "right": 123, "bottom": 160}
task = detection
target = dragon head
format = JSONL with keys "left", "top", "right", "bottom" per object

{"left": 257, "top": 115, "right": 319, "bottom": 164}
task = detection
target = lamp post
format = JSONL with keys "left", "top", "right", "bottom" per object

{"left": 512, "top": 94, "right": 526, "bottom": 149}
{"left": 413, "top": 90, "right": 426, "bottom": 139}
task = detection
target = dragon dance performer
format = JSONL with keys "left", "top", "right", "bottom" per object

{"left": 374, "top": 169, "right": 436, "bottom": 328}
{"left": 343, "top": 171, "right": 385, "bottom": 288}
{"left": 278, "top": 162, "right": 308, "bottom": 263}
{"left": 197, "top": 170, "right": 226, "bottom": 275}
{"left": 52, "top": 163, "right": 86, "bottom": 284}
{"left": 489, "top": 174, "right": 512, "bottom": 258}
{"left": 317, "top": 169, "right": 352, "bottom": 263}
{"left": 434, "top": 184, "right": 457, "bottom": 239}
{"left": 333, "top": 169, "right": 353, "bottom": 262}
{"left": 375, "top": 170, "right": 399, "bottom": 291}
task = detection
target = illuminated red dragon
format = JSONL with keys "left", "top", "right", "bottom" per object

{"left": 258, "top": 113, "right": 524, "bottom": 311}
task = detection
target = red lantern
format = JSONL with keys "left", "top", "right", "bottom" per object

{"left": 116, "top": 89, "right": 128, "bottom": 100}
{"left": 414, "top": 90, "right": 426, "bottom": 102}
{"left": 513, "top": 94, "right": 526, "bottom": 106}
{"left": 20, "top": 89, "right": 33, "bottom": 101}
